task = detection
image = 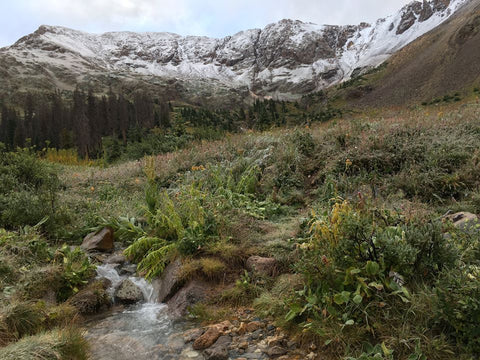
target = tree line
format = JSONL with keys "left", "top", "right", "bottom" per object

{"left": 0, "top": 90, "right": 336, "bottom": 159}
{"left": 0, "top": 89, "right": 170, "bottom": 158}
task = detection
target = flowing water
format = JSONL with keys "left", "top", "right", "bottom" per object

{"left": 85, "top": 264, "right": 198, "bottom": 360}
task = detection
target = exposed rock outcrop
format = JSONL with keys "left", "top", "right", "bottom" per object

{"left": 167, "top": 281, "right": 213, "bottom": 318}
{"left": 153, "top": 259, "right": 184, "bottom": 303}
{"left": 446, "top": 212, "right": 480, "bottom": 232}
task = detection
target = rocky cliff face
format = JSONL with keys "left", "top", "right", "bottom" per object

{"left": 0, "top": 0, "right": 470, "bottom": 102}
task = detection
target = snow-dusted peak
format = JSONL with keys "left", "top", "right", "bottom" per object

{"left": 1, "top": 0, "right": 471, "bottom": 100}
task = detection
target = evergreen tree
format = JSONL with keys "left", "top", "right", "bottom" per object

{"left": 73, "top": 88, "right": 90, "bottom": 157}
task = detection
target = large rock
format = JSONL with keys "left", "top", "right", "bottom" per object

{"left": 119, "top": 263, "right": 137, "bottom": 276}
{"left": 67, "top": 280, "right": 111, "bottom": 315}
{"left": 246, "top": 256, "right": 277, "bottom": 276}
{"left": 167, "top": 281, "right": 213, "bottom": 318}
{"left": 88, "top": 333, "right": 147, "bottom": 360}
{"left": 203, "top": 335, "right": 231, "bottom": 360}
{"left": 267, "top": 346, "right": 288, "bottom": 357}
{"left": 446, "top": 212, "right": 480, "bottom": 232}
{"left": 193, "top": 327, "right": 221, "bottom": 350}
{"left": 81, "top": 227, "right": 114, "bottom": 252}
{"left": 183, "top": 328, "right": 205, "bottom": 343}
{"left": 104, "top": 253, "right": 126, "bottom": 265}
{"left": 153, "top": 259, "right": 184, "bottom": 303}
{"left": 114, "top": 279, "right": 144, "bottom": 304}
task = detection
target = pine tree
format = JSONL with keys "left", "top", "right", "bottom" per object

{"left": 73, "top": 88, "right": 90, "bottom": 157}
{"left": 0, "top": 105, "right": 9, "bottom": 146}
{"left": 14, "top": 117, "right": 25, "bottom": 148}
{"left": 24, "top": 93, "right": 34, "bottom": 142}
{"left": 118, "top": 94, "right": 129, "bottom": 145}
{"left": 87, "top": 89, "right": 101, "bottom": 155}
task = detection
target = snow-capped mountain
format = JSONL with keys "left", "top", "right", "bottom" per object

{"left": 0, "top": 0, "right": 470, "bottom": 101}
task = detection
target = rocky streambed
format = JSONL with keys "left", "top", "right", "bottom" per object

{"left": 85, "top": 263, "right": 200, "bottom": 360}
{"left": 83, "top": 262, "right": 312, "bottom": 360}
{"left": 80, "top": 228, "right": 311, "bottom": 359}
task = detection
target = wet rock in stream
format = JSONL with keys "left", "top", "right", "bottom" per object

{"left": 114, "top": 278, "right": 144, "bottom": 304}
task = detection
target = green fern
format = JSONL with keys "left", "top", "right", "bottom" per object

{"left": 137, "top": 243, "right": 176, "bottom": 280}
{"left": 124, "top": 236, "right": 165, "bottom": 263}
{"left": 149, "top": 190, "right": 184, "bottom": 240}
{"left": 97, "top": 216, "right": 145, "bottom": 244}
{"left": 235, "top": 164, "right": 260, "bottom": 194}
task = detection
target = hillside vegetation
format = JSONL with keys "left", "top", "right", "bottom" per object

{"left": 0, "top": 100, "right": 479, "bottom": 359}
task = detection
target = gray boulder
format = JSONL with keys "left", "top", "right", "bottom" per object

{"left": 119, "top": 264, "right": 137, "bottom": 276}
{"left": 203, "top": 335, "right": 231, "bottom": 360}
{"left": 114, "top": 279, "right": 144, "bottom": 304}
{"left": 447, "top": 212, "right": 480, "bottom": 232}
{"left": 167, "top": 281, "right": 212, "bottom": 318}
{"left": 104, "top": 253, "right": 127, "bottom": 265}
{"left": 153, "top": 259, "right": 184, "bottom": 303}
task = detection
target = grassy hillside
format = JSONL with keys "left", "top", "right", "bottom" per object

{"left": 1, "top": 100, "right": 480, "bottom": 358}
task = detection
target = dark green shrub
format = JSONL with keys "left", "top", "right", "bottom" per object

{"left": 290, "top": 129, "right": 315, "bottom": 156}
{"left": 286, "top": 200, "right": 462, "bottom": 356}
{"left": 403, "top": 222, "right": 458, "bottom": 280}
{"left": 436, "top": 265, "right": 480, "bottom": 353}
{"left": 0, "top": 151, "right": 60, "bottom": 232}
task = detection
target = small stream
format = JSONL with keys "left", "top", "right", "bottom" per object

{"left": 85, "top": 264, "right": 200, "bottom": 360}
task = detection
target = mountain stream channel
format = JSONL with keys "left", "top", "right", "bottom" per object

{"left": 85, "top": 264, "right": 201, "bottom": 360}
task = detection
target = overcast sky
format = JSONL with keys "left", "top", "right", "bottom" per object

{"left": 0, "top": 0, "right": 412, "bottom": 47}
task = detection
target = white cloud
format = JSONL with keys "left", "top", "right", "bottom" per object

{"left": 0, "top": 0, "right": 412, "bottom": 46}
{"left": 25, "top": 0, "right": 192, "bottom": 30}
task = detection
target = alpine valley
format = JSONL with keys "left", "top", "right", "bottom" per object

{"left": 2, "top": 1, "right": 480, "bottom": 360}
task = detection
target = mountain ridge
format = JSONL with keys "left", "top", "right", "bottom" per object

{"left": 0, "top": 0, "right": 471, "bottom": 103}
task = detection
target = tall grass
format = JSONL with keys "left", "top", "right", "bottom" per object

{"left": 0, "top": 328, "right": 88, "bottom": 360}
{"left": 44, "top": 148, "right": 99, "bottom": 167}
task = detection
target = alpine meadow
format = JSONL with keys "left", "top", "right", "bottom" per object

{"left": 0, "top": 1, "right": 480, "bottom": 359}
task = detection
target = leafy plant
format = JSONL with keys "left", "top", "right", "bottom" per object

{"left": 436, "top": 265, "right": 480, "bottom": 353}
{"left": 284, "top": 199, "right": 464, "bottom": 356}
{"left": 98, "top": 216, "right": 146, "bottom": 244}
{"left": 55, "top": 245, "right": 95, "bottom": 301}
{"left": 345, "top": 343, "right": 394, "bottom": 360}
